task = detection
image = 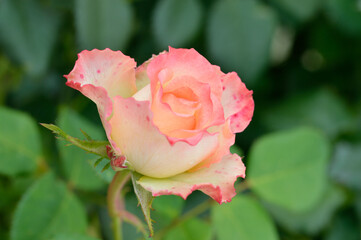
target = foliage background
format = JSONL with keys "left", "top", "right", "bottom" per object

{"left": 0, "top": 0, "right": 361, "bottom": 239}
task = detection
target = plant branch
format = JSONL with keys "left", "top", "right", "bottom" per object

{"left": 107, "top": 170, "right": 131, "bottom": 240}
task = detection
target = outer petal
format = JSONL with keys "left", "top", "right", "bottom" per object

{"left": 65, "top": 82, "right": 122, "bottom": 155}
{"left": 65, "top": 48, "right": 137, "bottom": 99}
{"left": 137, "top": 154, "right": 246, "bottom": 204}
{"left": 221, "top": 72, "right": 254, "bottom": 133}
{"left": 65, "top": 49, "right": 137, "bottom": 154}
{"left": 108, "top": 96, "right": 220, "bottom": 178}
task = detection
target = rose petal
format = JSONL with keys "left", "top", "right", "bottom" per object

{"left": 135, "top": 60, "right": 151, "bottom": 91}
{"left": 148, "top": 47, "right": 224, "bottom": 100}
{"left": 65, "top": 49, "right": 138, "bottom": 155}
{"left": 190, "top": 121, "right": 235, "bottom": 171}
{"left": 163, "top": 75, "right": 224, "bottom": 129}
{"left": 108, "top": 96, "right": 220, "bottom": 178}
{"left": 65, "top": 82, "right": 121, "bottom": 154}
{"left": 137, "top": 154, "right": 245, "bottom": 204}
{"left": 162, "top": 92, "right": 199, "bottom": 116}
{"left": 152, "top": 86, "right": 196, "bottom": 136}
{"left": 135, "top": 50, "right": 167, "bottom": 91}
{"left": 133, "top": 84, "right": 209, "bottom": 147}
{"left": 152, "top": 75, "right": 212, "bottom": 136}
{"left": 221, "top": 72, "right": 254, "bottom": 133}
{"left": 65, "top": 48, "right": 137, "bottom": 99}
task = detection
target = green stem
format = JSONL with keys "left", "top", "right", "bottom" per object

{"left": 112, "top": 216, "right": 122, "bottom": 240}
{"left": 107, "top": 170, "right": 131, "bottom": 240}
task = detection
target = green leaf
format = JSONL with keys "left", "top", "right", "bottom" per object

{"left": 325, "top": 0, "right": 361, "bottom": 36}
{"left": 152, "top": 195, "right": 184, "bottom": 230}
{"left": 11, "top": 172, "right": 87, "bottom": 240}
{"left": 263, "top": 89, "right": 352, "bottom": 139}
{"left": 164, "top": 218, "right": 212, "bottom": 240}
{"left": 212, "top": 195, "right": 279, "bottom": 240}
{"left": 263, "top": 185, "right": 345, "bottom": 235}
{"left": 57, "top": 107, "right": 112, "bottom": 190}
{"left": 152, "top": 0, "right": 202, "bottom": 48}
{"left": 0, "top": 0, "right": 61, "bottom": 77}
{"left": 248, "top": 127, "right": 331, "bottom": 212}
{"left": 0, "top": 107, "right": 42, "bottom": 176}
{"left": 75, "top": 0, "right": 133, "bottom": 50}
{"left": 270, "top": 0, "right": 322, "bottom": 22}
{"left": 51, "top": 233, "right": 100, "bottom": 240}
{"left": 131, "top": 172, "right": 154, "bottom": 237}
{"left": 330, "top": 142, "right": 361, "bottom": 190}
{"left": 207, "top": 0, "right": 277, "bottom": 84}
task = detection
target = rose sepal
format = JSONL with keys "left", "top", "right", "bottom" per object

{"left": 131, "top": 172, "right": 155, "bottom": 237}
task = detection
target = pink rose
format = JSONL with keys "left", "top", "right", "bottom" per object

{"left": 65, "top": 47, "right": 254, "bottom": 203}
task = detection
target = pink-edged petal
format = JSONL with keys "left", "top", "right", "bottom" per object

{"left": 65, "top": 82, "right": 122, "bottom": 155}
{"left": 190, "top": 121, "right": 235, "bottom": 171}
{"left": 137, "top": 154, "right": 245, "bottom": 204}
{"left": 65, "top": 48, "right": 137, "bottom": 99}
{"left": 65, "top": 82, "right": 111, "bottom": 118}
{"left": 108, "top": 96, "right": 220, "bottom": 178}
{"left": 148, "top": 47, "right": 224, "bottom": 99}
{"left": 65, "top": 49, "right": 137, "bottom": 155}
{"left": 221, "top": 72, "right": 254, "bottom": 133}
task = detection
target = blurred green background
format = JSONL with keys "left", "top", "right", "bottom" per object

{"left": 0, "top": 0, "right": 361, "bottom": 239}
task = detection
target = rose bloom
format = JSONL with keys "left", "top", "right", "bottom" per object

{"left": 65, "top": 47, "right": 254, "bottom": 203}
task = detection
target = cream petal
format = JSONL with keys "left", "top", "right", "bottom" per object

{"left": 138, "top": 154, "right": 246, "bottom": 204}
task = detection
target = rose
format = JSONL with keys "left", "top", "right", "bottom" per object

{"left": 65, "top": 47, "right": 254, "bottom": 203}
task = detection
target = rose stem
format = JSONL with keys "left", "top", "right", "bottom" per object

{"left": 107, "top": 170, "right": 131, "bottom": 240}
